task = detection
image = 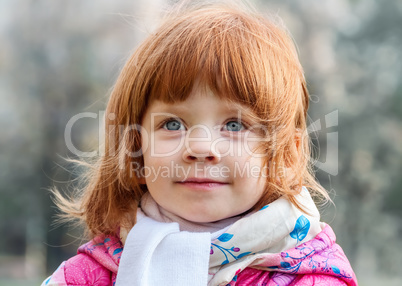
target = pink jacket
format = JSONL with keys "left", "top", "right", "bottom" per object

{"left": 43, "top": 225, "right": 357, "bottom": 285}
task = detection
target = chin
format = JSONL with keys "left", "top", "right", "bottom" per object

{"left": 184, "top": 213, "right": 227, "bottom": 224}
{"left": 180, "top": 212, "right": 213, "bottom": 223}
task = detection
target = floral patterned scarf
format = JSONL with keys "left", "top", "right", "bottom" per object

{"left": 117, "top": 188, "right": 322, "bottom": 286}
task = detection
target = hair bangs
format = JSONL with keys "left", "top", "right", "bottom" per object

{"left": 146, "top": 7, "right": 268, "bottom": 113}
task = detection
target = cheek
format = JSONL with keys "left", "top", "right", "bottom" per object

{"left": 230, "top": 145, "right": 265, "bottom": 171}
{"left": 211, "top": 139, "right": 233, "bottom": 156}
{"left": 243, "top": 132, "right": 266, "bottom": 158}
{"left": 147, "top": 136, "right": 185, "bottom": 157}
{"left": 232, "top": 154, "right": 266, "bottom": 190}
{"left": 156, "top": 141, "right": 183, "bottom": 156}
{"left": 142, "top": 157, "right": 167, "bottom": 189}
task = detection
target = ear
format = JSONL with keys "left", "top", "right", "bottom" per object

{"left": 138, "top": 176, "right": 146, "bottom": 185}
{"left": 136, "top": 164, "right": 146, "bottom": 184}
{"left": 130, "top": 160, "right": 146, "bottom": 185}
{"left": 277, "top": 130, "right": 302, "bottom": 185}
{"left": 295, "top": 130, "right": 301, "bottom": 152}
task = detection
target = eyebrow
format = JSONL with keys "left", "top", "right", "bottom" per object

{"left": 149, "top": 100, "right": 255, "bottom": 116}
{"left": 149, "top": 102, "right": 191, "bottom": 115}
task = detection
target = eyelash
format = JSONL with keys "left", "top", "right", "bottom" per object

{"left": 223, "top": 118, "right": 249, "bottom": 132}
{"left": 158, "top": 117, "right": 250, "bottom": 132}
{"left": 160, "top": 117, "right": 185, "bottom": 131}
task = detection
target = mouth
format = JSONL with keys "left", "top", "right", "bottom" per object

{"left": 176, "top": 178, "right": 229, "bottom": 191}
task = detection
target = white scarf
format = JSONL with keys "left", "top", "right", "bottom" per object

{"left": 116, "top": 187, "right": 322, "bottom": 286}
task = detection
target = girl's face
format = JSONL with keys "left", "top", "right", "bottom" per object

{"left": 140, "top": 85, "right": 267, "bottom": 223}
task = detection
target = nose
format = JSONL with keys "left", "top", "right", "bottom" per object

{"left": 182, "top": 125, "right": 221, "bottom": 164}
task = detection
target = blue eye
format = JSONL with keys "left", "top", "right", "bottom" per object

{"left": 163, "top": 119, "right": 184, "bottom": 131}
{"left": 225, "top": 121, "right": 244, "bottom": 132}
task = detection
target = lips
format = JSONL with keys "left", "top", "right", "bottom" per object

{"left": 176, "top": 178, "right": 228, "bottom": 190}
{"left": 178, "top": 178, "right": 226, "bottom": 184}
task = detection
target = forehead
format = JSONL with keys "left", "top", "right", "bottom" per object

{"left": 145, "top": 86, "right": 255, "bottom": 118}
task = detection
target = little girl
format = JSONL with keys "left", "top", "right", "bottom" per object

{"left": 43, "top": 2, "right": 357, "bottom": 285}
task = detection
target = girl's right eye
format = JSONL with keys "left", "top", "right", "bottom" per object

{"left": 162, "top": 119, "right": 185, "bottom": 131}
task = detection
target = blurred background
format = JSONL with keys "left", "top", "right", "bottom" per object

{"left": 0, "top": 0, "right": 401, "bottom": 285}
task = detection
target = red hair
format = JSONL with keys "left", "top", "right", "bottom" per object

{"left": 54, "top": 2, "right": 329, "bottom": 237}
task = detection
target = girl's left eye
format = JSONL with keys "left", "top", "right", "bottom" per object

{"left": 224, "top": 121, "right": 245, "bottom": 132}
{"left": 162, "top": 119, "right": 185, "bottom": 131}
